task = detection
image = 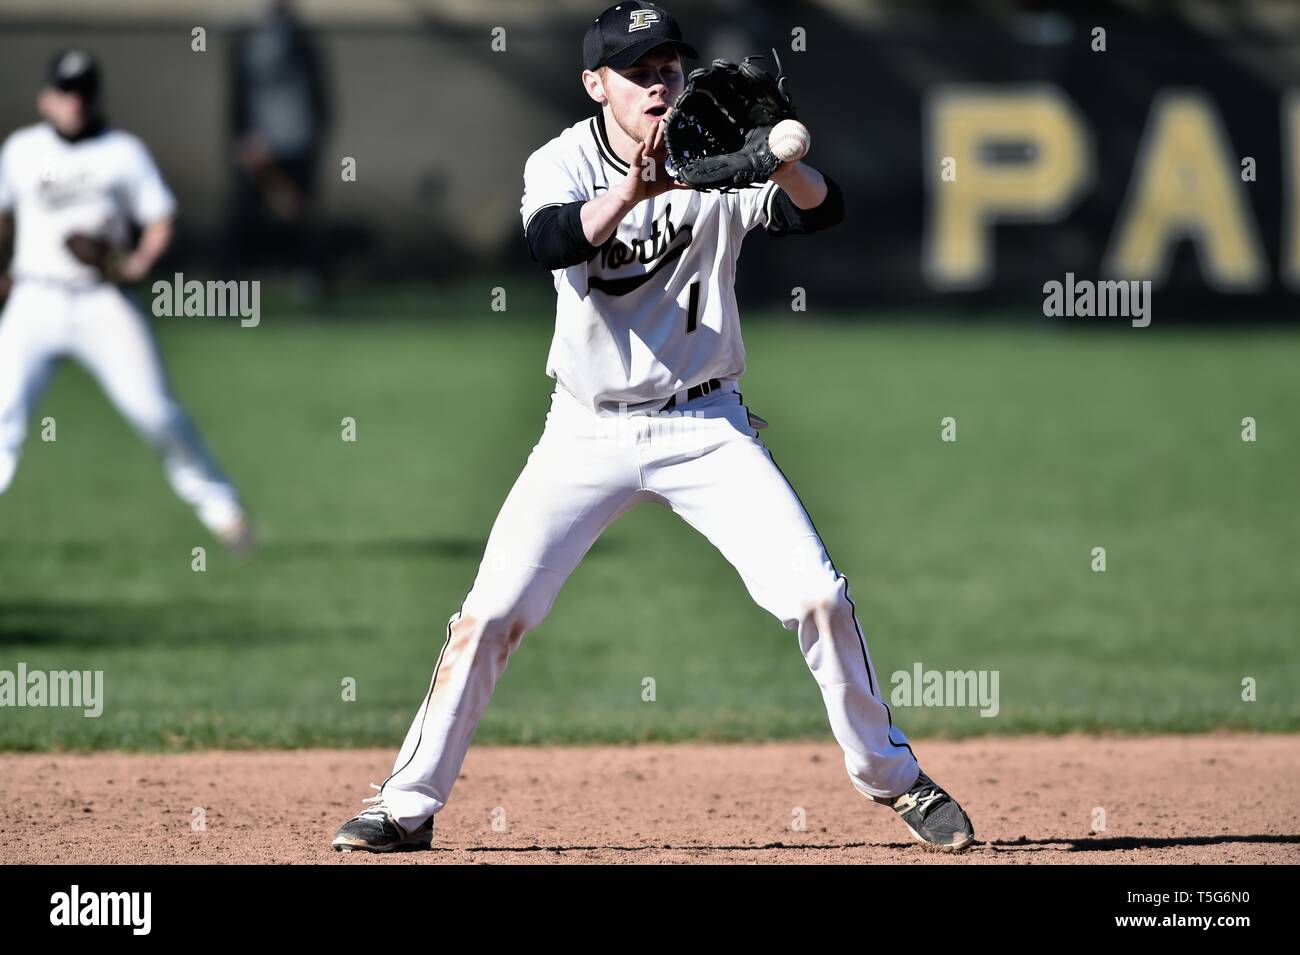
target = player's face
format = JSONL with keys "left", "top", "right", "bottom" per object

{"left": 37, "top": 87, "right": 88, "bottom": 137}
{"left": 603, "top": 51, "right": 684, "bottom": 144}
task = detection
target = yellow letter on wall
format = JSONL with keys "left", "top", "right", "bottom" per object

{"left": 925, "top": 86, "right": 1092, "bottom": 289}
{"left": 1105, "top": 91, "right": 1264, "bottom": 289}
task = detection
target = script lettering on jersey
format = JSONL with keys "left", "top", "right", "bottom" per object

{"left": 591, "top": 203, "right": 693, "bottom": 296}
{"left": 600, "top": 203, "right": 692, "bottom": 270}
{"left": 37, "top": 165, "right": 94, "bottom": 210}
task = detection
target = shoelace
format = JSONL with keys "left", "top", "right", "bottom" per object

{"left": 357, "top": 783, "right": 389, "bottom": 819}
{"left": 913, "top": 788, "right": 944, "bottom": 815}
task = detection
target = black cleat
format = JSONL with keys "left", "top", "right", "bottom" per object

{"left": 331, "top": 798, "right": 433, "bottom": 853}
{"left": 876, "top": 769, "right": 975, "bottom": 852}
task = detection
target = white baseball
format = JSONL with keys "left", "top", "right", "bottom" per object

{"left": 769, "top": 119, "right": 810, "bottom": 163}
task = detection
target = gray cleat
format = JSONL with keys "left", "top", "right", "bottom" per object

{"left": 332, "top": 796, "right": 433, "bottom": 853}
{"left": 876, "top": 769, "right": 975, "bottom": 852}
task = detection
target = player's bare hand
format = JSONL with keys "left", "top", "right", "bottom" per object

{"left": 115, "top": 253, "right": 150, "bottom": 283}
{"left": 615, "top": 115, "right": 689, "bottom": 206}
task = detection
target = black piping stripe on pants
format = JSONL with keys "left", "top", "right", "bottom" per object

{"left": 381, "top": 399, "right": 555, "bottom": 797}
{"left": 380, "top": 603, "right": 465, "bottom": 798}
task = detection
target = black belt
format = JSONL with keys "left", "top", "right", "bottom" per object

{"left": 660, "top": 378, "right": 722, "bottom": 411}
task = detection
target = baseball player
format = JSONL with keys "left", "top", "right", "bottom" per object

{"left": 0, "top": 51, "right": 252, "bottom": 551}
{"left": 334, "top": 2, "right": 974, "bottom": 853}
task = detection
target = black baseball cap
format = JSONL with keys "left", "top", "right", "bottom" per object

{"left": 583, "top": 2, "right": 697, "bottom": 71}
{"left": 47, "top": 49, "right": 100, "bottom": 101}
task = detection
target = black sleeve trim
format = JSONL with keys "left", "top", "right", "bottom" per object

{"left": 526, "top": 200, "right": 600, "bottom": 269}
{"left": 765, "top": 173, "right": 845, "bottom": 237}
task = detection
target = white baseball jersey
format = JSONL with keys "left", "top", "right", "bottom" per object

{"left": 0, "top": 122, "right": 176, "bottom": 287}
{"left": 520, "top": 112, "right": 781, "bottom": 413}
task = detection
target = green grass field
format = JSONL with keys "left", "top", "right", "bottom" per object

{"left": 1, "top": 289, "right": 1297, "bottom": 749}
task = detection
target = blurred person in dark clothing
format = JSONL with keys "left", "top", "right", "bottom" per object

{"left": 225, "top": 0, "right": 331, "bottom": 294}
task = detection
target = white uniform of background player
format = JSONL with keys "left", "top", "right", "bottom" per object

{"left": 336, "top": 3, "right": 973, "bottom": 853}
{"left": 0, "top": 51, "right": 247, "bottom": 546}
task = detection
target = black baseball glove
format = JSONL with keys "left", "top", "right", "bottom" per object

{"left": 64, "top": 233, "right": 115, "bottom": 275}
{"left": 664, "top": 51, "right": 797, "bottom": 192}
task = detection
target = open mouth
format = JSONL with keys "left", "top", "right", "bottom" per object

{"left": 646, "top": 105, "right": 669, "bottom": 118}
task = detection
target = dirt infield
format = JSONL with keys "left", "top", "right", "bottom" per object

{"left": 2, "top": 734, "right": 1296, "bottom": 864}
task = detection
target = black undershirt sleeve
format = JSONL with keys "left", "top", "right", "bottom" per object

{"left": 765, "top": 173, "right": 845, "bottom": 237}
{"left": 526, "top": 200, "right": 600, "bottom": 270}
{"left": 526, "top": 174, "right": 844, "bottom": 268}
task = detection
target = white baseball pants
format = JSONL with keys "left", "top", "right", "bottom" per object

{"left": 380, "top": 381, "right": 920, "bottom": 831}
{"left": 0, "top": 280, "right": 243, "bottom": 535}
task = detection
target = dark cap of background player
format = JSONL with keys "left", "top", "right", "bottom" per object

{"left": 47, "top": 48, "right": 101, "bottom": 103}
{"left": 583, "top": 2, "right": 697, "bottom": 71}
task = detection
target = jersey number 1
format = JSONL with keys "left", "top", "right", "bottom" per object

{"left": 685, "top": 279, "right": 700, "bottom": 334}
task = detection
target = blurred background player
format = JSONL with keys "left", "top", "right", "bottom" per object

{"left": 224, "top": 0, "right": 331, "bottom": 298}
{"left": 0, "top": 50, "right": 252, "bottom": 551}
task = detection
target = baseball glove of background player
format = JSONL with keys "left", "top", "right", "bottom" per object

{"left": 64, "top": 232, "right": 119, "bottom": 278}
{"left": 664, "top": 51, "right": 797, "bottom": 192}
